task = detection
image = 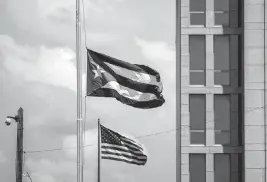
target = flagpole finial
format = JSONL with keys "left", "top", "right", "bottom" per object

{"left": 98, "top": 118, "right": 100, "bottom": 127}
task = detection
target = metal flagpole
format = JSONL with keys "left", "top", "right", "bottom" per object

{"left": 76, "top": 0, "right": 83, "bottom": 181}
{"left": 97, "top": 118, "right": 101, "bottom": 182}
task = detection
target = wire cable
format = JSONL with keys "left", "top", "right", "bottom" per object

{"left": 25, "top": 147, "right": 77, "bottom": 153}
{"left": 24, "top": 104, "right": 267, "bottom": 154}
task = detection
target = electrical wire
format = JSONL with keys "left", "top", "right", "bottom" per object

{"left": 24, "top": 104, "right": 267, "bottom": 154}
{"left": 27, "top": 172, "right": 33, "bottom": 182}
{"left": 21, "top": 153, "right": 33, "bottom": 182}
{"left": 179, "top": 104, "right": 267, "bottom": 128}
{"left": 25, "top": 144, "right": 95, "bottom": 154}
{"left": 25, "top": 146, "right": 79, "bottom": 153}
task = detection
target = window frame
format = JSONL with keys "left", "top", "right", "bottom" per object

{"left": 214, "top": 94, "right": 231, "bottom": 145}
{"left": 189, "top": 35, "right": 206, "bottom": 86}
{"left": 189, "top": 0, "right": 206, "bottom": 26}
{"left": 214, "top": 11, "right": 230, "bottom": 27}
{"left": 213, "top": 0, "right": 230, "bottom": 27}
{"left": 214, "top": 154, "right": 231, "bottom": 182}
{"left": 213, "top": 35, "right": 231, "bottom": 86}
{"left": 189, "top": 94, "right": 206, "bottom": 145}
{"left": 189, "top": 154, "right": 206, "bottom": 182}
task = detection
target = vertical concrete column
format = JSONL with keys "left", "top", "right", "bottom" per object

{"left": 206, "top": 35, "right": 215, "bottom": 148}
{"left": 206, "top": 0, "right": 214, "bottom": 27}
{"left": 264, "top": 0, "right": 267, "bottom": 181}
{"left": 230, "top": 94, "right": 239, "bottom": 147}
{"left": 180, "top": 0, "right": 190, "bottom": 181}
{"left": 206, "top": 154, "right": 214, "bottom": 182}
{"left": 181, "top": 153, "right": 189, "bottom": 182}
{"left": 244, "top": 0, "right": 266, "bottom": 181}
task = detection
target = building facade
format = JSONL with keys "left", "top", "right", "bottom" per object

{"left": 177, "top": 0, "right": 267, "bottom": 181}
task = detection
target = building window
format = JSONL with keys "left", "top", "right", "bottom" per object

{"left": 214, "top": 154, "right": 230, "bottom": 182}
{"left": 214, "top": 0, "right": 229, "bottom": 26}
{"left": 214, "top": 94, "right": 230, "bottom": 145}
{"left": 189, "top": 35, "right": 206, "bottom": 85}
{"left": 189, "top": 0, "right": 206, "bottom": 26}
{"left": 189, "top": 154, "right": 206, "bottom": 182}
{"left": 190, "top": 94, "right": 206, "bottom": 144}
{"left": 214, "top": 35, "right": 230, "bottom": 86}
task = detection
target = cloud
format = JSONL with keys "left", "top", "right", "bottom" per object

{"left": 134, "top": 37, "right": 175, "bottom": 83}
{"left": 27, "top": 159, "right": 76, "bottom": 176}
{"left": 135, "top": 37, "right": 175, "bottom": 62}
{"left": 63, "top": 128, "right": 98, "bottom": 160}
{"left": 0, "top": 35, "right": 77, "bottom": 91}
{"left": 36, "top": 0, "right": 75, "bottom": 19}
{"left": 85, "top": 0, "right": 126, "bottom": 15}
{"left": 87, "top": 32, "right": 120, "bottom": 44}
{"left": 30, "top": 173, "right": 56, "bottom": 182}
{"left": 113, "top": 0, "right": 126, "bottom": 2}
{"left": 0, "top": 0, "right": 176, "bottom": 181}
{"left": 26, "top": 158, "right": 76, "bottom": 182}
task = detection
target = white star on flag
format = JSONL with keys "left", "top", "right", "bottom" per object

{"left": 92, "top": 64, "right": 105, "bottom": 79}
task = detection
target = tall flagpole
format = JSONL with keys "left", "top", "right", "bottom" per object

{"left": 97, "top": 118, "right": 101, "bottom": 182}
{"left": 76, "top": 0, "right": 83, "bottom": 181}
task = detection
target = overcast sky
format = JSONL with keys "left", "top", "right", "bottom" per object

{"left": 0, "top": 0, "right": 176, "bottom": 181}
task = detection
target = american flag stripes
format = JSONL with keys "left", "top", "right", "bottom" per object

{"left": 100, "top": 125, "right": 147, "bottom": 166}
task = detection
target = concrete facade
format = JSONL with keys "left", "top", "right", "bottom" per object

{"left": 177, "top": 0, "right": 267, "bottom": 181}
{"left": 244, "top": 0, "right": 267, "bottom": 182}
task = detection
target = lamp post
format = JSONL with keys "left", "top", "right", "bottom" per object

{"left": 5, "top": 107, "right": 24, "bottom": 182}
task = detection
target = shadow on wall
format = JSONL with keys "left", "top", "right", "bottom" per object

{"left": 220, "top": 0, "right": 244, "bottom": 181}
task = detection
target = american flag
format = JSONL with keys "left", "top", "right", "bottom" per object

{"left": 100, "top": 125, "right": 147, "bottom": 166}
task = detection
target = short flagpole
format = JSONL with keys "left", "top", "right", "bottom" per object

{"left": 97, "top": 118, "right": 101, "bottom": 182}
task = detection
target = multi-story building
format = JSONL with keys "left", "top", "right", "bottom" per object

{"left": 176, "top": 0, "right": 267, "bottom": 181}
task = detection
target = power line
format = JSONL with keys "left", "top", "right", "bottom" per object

{"left": 24, "top": 129, "right": 178, "bottom": 154}
{"left": 24, "top": 104, "right": 267, "bottom": 154}
{"left": 25, "top": 144, "right": 95, "bottom": 154}
{"left": 25, "top": 147, "right": 76, "bottom": 153}
{"left": 180, "top": 104, "right": 266, "bottom": 128}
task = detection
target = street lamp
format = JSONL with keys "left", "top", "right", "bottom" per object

{"left": 5, "top": 107, "right": 24, "bottom": 182}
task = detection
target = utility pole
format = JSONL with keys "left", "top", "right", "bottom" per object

{"left": 5, "top": 107, "right": 24, "bottom": 182}
{"left": 16, "top": 108, "right": 24, "bottom": 182}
